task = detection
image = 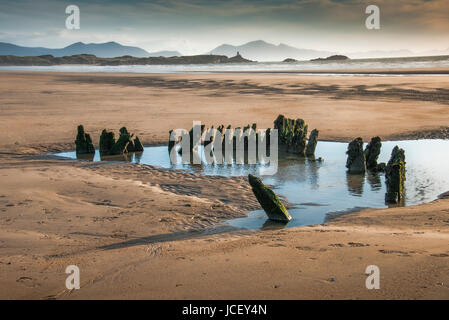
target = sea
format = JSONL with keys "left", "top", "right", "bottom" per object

{"left": 1, "top": 55, "right": 448, "bottom": 75}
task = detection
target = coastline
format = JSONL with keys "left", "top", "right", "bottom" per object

{"left": 2, "top": 67, "right": 449, "bottom": 76}
{"left": 211, "top": 68, "right": 449, "bottom": 75}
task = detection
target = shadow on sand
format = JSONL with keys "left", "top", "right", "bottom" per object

{"left": 98, "top": 225, "right": 245, "bottom": 251}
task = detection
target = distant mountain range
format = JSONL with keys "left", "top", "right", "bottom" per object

{"left": 210, "top": 40, "right": 336, "bottom": 61}
{"left": 0, "top": 41, "right": 181, "bottom": 58}
{"left": 0, "top": 40, "right": 447, "bottom": 61}
{"left": 211, "top": 40, "right": 449, "bottom": 61}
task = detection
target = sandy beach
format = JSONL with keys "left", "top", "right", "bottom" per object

{"left": 0, "top": 70, "right": 448, "bottom": 299}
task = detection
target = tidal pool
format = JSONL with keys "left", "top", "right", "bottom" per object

{"left": 55, "top": 140, "right": 449, "bottom": 229}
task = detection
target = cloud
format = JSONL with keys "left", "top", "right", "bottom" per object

{"left": 0, "top": 0, "right": 447, "bottom": 53}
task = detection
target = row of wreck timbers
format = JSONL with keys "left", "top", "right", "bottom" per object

{"left": 75, "top": 125, "right": 144, "bottom": 156}
{"left": 346, "top": 136, "right": 406, "bottom": 205}
{"left": 75, "top": 114, "right": 406, "bottom": 224}
{"left": 165, "top": 115, "right": 406, "bottom": 223}
{"left": 249, "top": 132, "right": 405, "bottom": 224}
{"left": 168, "top": 115, "right": 320, "bottom": 160}
{"left": 249, "top": 133, "right": 406, "bottom": 224}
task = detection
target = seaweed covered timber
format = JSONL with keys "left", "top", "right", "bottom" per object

{"left": 385, "top": 146, "right": 406, "bottom": 204}
{"left": 364, "top": 136, "right": 382, "bottom": 170}
{"left": 248, "top": 174, "right": 291, "bottom": 222}
{"left": 305, "top": 129, "right": 319, "bottom": 157}
{"left": 274, "top": 115, "right": 319, "bottom": 157}
{"left": 344, "top": 136, "right": 405, "bottom": 204}
{"left": 346, "top": 136, "right": 386, "bottom": 174}
{"left": 346, "top": 137, "right": 366, "bottom": 174}
{"left": 74, "top": 125, "right": 145, "bottom": 156}
{"left": 75, "top": 125, "right": 95, "bottom": 155}
{"left": 0, "top": 52, "right": 253, "bottom": 66}
{"left": 100, "top": 127, "right": 144, "bottom": 156}
{"left": 168, "top": 115, "right": 320, "bottom": 162}
{"left": 168, "top": 122, "right": 272, "bottom": 157}
{"left": 75, "top": 125, "right": 144, "bottom": 156}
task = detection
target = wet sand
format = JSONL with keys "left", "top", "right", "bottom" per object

{"left": 2, "top": 71, "right": 449, "bottom": 154}
{"left": 213, "top": 67, "right": 449, "bottom": 75}
{"left": 0, "top": 71, "right": 448, "bottom": 299}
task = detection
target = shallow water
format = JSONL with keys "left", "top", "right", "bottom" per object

{"left": 55, "top": 139, "right": 449, "bottom": 229}
{"left": 2, "top": 55, "right": 449, "bottom": 74}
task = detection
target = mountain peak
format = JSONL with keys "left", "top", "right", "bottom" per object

{"left": 102, "top": 41, "right": 121, "bottom": 46}
{"left": 64, "top": 42, "right": 85, "bottom": 49}
{"left": 247, "top": 40, "right": 269, "bottom": 45}
{"left": 210, "top": 40, "right": 335, "bottom": 61}
{"left": 0, "top": 41, "right": 153, "bottom": 58}
{"left": 69, "top": 41, "right": 85, "bottom": 46}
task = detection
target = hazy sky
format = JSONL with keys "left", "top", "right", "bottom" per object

{"left": 0, "top": 0, "right": 448, "bottom": 54}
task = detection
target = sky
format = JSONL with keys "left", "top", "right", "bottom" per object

{"left": 0, "top": 0, "right": 448, "bottom": 55}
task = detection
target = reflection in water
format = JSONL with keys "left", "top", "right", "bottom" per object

{"left": 346, "top": 173, "right": 365, "bottom": 196}
{"left": 100, "top": 154, "right": 132, "bottom": 162}
{"left": 346, "top": 170, "right": 399, "bottom": 204}
{"left": 261, "top": 219, "right": 289, "bottom": 230}
{"left": 306, "top": 157, "right": 320, "bottom": 189}
{"left": 367, "top": 171, "right": 382, "bottom": 191}
{"left": 57, "top": 139, "right": 449, "bottom": 230}
{"left": 134, "top": 152, "right": 143, "bottom": 163}
{"left": 75, "top": 153, "right": 95, "bottom": 161}
{"left": 76, "top": 152, "right": 144, "bottom": 163}
{"left": 386, "top": 200, "right": 404, "bottom": 209}
{"left": 175, "top": 146, "right": 269, "bottom": 167}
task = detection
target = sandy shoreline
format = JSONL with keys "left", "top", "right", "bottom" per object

{"left": 0, "top": 71, "right": 448, "bottom": 299}
{"left": 2, "top": 70, "right": 449, "bottom": 154}
{"left": 2, "top": 66, "right": 449, "bottom": 75}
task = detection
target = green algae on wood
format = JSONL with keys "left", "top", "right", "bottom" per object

{"left": 365, "top": 136, "right": 382, "bottom": 170}
{"left": 75, "top": 125, "right": 95, "bottom": 154}
{"left": 346, "top": 137, "right": 366, "bottom": 174}
{"left": 113, "top": 127, "right": 133, "bottom": 153}
{"left": 306, "top": 129, "right": 319, "bottom": 157}
{"left": 376, "top": 162, "right": 386, "bottom": 172}
{"left": 385, "top": 146, "right": 406, "bottom": 203}
{"left": 248, "top": 174, "right": 291, "bottom": 222}
{"left": 99, "top": 129, "right": 115, "bottom": 156}
{"left": 100, "top": 127, "right": 144, "bottom": 156}
{"left": 290, "top": 119, "right": 308, "bottom": 155}
{"left": 274, "top": 114, "right": 309, "bottom": 155}
{"left": 133, "top": 135, "right": 144, "bottom": 152}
